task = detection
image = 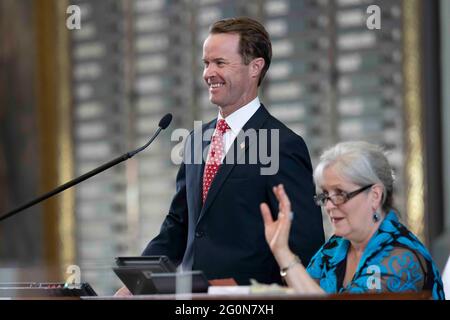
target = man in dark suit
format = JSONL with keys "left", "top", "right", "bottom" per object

{"left": 142, "top": 17, "right": 324, "bottom": 285}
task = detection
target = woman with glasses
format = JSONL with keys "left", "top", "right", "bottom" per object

{"left": 260, "top": 141, "right": 445, "bottom": 299}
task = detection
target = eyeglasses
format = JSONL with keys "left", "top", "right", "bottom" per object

{"left": 314, "top": 184, "right": 374, "bottom": 207}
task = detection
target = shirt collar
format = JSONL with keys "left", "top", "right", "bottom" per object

{"left": 217, "top": 97, "right": 260, "bottom": 135}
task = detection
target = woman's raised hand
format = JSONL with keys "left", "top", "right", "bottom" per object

{"left": 260, "top": 184, "right": 293, "bottom": 255}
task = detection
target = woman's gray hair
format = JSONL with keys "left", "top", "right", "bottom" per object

{"left": 313, "top": 141, "right": 395, "bottom": 212}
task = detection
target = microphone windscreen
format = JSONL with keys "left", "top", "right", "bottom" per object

{"left": 159, "top": 113, "right": 173, "bottom": 129}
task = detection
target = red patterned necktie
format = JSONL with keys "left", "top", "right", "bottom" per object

{"left": 202, "top": 119, "right": 231, "bottom": 203}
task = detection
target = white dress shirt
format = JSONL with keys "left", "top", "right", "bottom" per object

{"left": 214, "top": 97, "right": 260, "bottom": 161}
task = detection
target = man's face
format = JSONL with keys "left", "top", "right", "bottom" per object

{"left": 202, "top": 33, "right": 257, "bottom": 116}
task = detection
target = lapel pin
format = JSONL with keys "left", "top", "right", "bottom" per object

{"left": 240, "top": 142, "right": 245, "bottom": 149}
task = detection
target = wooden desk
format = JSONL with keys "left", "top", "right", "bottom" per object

{"left": 82, "top": 291, "right": 432, "bottom": 300}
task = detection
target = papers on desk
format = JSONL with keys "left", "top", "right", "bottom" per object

{"left": 248, "top": 280, "right": 295, "bottom": 295}
{"left": 208, "top": 286, "right": 250, "bottom": 295}
{"left": 443, "top": 256, "right": 450, "bottom": 300}
{"left": 207, "top": 279, "right": 294, "bottom": 295}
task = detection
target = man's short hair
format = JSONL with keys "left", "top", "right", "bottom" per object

{"left": 210, "top": 17, "right": 272, "bottom": 87}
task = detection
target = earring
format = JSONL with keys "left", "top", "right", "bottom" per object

{"left": 372, "top": 212, "right": 380, "bottom": 223}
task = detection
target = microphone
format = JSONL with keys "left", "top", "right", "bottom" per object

{"left": 0, "top": 113, "right": 173, "bottom": 222}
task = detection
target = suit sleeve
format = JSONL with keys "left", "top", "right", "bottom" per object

{"left": 141, "top": 162, "right": 189, "bottom": 266}
{"left": 267, "top": 134, "right": 325, "bottom": 266}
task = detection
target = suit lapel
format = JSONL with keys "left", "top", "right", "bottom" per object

{"left": 198, "top": 105, "right": 270, "bottom": 223}
{"left": 191, "top": 119, "right": 215, "bottom": 223}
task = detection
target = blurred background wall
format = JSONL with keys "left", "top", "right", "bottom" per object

{"left": 0, "top": 0, "right": 448, "bottom": 295}
{"left": 0, "top": 0, "right": 44, "bottom": 277}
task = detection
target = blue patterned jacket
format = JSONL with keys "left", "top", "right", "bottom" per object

{"left": 306, "top": 210, "right": 445, "bottom": 300}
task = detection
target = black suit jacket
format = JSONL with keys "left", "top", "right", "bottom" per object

{"left": 143, "top": 105, "right": 324, "bottom": 284}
